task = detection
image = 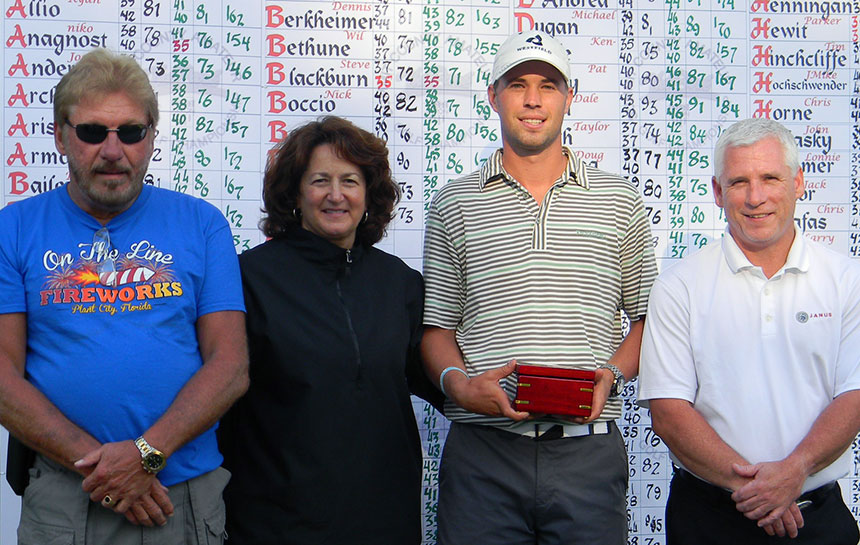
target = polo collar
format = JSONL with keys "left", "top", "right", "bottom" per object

{"left": 478, "top": 147, "right": 588, "bottom": 191}
{"left": 722, "top": 225, "right": 809, "bottom": 275}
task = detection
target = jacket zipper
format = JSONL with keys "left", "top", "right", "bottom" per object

{"left": 336, "top": 249, "right": 362, "bottom": 380}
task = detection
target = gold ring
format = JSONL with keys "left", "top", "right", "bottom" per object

{"left": 102, "top": 495, "right": 113, "bottom": 506}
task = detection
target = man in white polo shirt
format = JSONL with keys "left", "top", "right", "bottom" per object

{"left": 421, "top": 30, "right": 657, "bottom": 544}
{"left": 638, "top": 117, "right": 860, "bottom": 544}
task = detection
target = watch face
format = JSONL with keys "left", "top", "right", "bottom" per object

{"left": 145, "top": 453, "right": 165, "bottom": 471}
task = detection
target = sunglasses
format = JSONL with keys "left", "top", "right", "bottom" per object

{"left": 66, "top": 121, "right": 150, "bottom": 145}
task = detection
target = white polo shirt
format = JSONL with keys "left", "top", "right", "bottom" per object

{"left": 638, "top": 227, "right": 860, "bottom": 492}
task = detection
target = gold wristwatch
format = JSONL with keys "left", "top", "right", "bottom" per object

{"left": 134, "top": 436, "right": 167, "bottom": 474}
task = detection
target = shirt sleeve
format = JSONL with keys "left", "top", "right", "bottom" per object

{"left": 422, "top": 189, "right": 464, "bottom": 329}
{"left": 834, "top": 263, "right": 860, "bottom": 396}
{"left": 196, "top": 203, "right": 245, "bottom": 317}
{"left": 0, "top": 205, "right": 26, "bottom": 314}
{"left": 637, "top": 273, "right": 698, "bottom": 408}
{"left": 619, "top": 189, "right": 657, "bottom": 320}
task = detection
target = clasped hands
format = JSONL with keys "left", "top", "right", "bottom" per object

{"left": 730, "top": 457, "right": 808, "bottom": 538}
{"left": 75, "top": 440, "right": 174, "bottom": 527}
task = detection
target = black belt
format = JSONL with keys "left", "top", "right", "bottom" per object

{"left": 530, "top": 422, "right": 612, "bottom": 441}
{"left": 673, "top": 466, "right": 836, "bottom": 509}
{"left": 535, "top": 424, "right": 564, "bottom": 441}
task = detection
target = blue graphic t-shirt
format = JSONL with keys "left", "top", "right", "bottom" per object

{"left": 0, "top": 184, "right": 245, "bottom": 486}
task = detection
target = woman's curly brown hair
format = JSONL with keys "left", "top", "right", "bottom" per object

{"left": 260, "top": 116, "right": 400, "bottom": 246}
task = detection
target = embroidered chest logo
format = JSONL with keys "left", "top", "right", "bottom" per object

{"left": 795, "top": 311, "right": 832, "bottom": 324}
{"left": 572, "top": 230, "right": 606, "bottom": 239}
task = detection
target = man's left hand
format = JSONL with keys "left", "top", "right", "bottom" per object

{"left": 567, "top": 367, "right": 613, "bottom": 424}
{"left": 123, "top": 480, "right": 174, "bottom": 526}
{"left": 761, "top": 502, "right": 804, "bottom": 539}
{"left": 731, "top": 459, "right": 806, "bottom": 529}
{"left": 76, "top": 440, "right": 158, "bottom": 514}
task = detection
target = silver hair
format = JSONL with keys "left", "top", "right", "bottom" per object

{"left": 713, "top": 118, "right": 799, "bottom": 180}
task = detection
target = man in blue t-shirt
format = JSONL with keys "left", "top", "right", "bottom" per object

{"left": 0, "top": 49, "right": 248, "bottom": 545}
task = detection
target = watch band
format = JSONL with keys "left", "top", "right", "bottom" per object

{"left": 134, "top": 436, "right": 167, "bottom": 474}
{"left": 598, "top": 363, "right": 625, "bottom": 398}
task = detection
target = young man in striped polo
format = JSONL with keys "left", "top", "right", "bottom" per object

{"left": 421, "top": 30, "right": 657, "bottom": 544}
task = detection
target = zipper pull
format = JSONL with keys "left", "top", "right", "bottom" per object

{"left": 345, "top": 249, "right": 352, "bottom": 264}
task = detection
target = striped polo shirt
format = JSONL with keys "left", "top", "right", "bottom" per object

{"left": 423, "top": 147, "right": 658, "bottom": 425}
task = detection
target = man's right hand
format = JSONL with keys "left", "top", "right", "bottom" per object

{"left": 445, "top": 360, "right": 529, "bottom": 421}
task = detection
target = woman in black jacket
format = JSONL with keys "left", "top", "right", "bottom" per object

{"left": 219, "top": 116, "right": 442, "bottom": 544}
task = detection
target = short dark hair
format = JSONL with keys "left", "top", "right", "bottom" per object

{"left": 261, "top": 116, "right": 399, "bottom": 246}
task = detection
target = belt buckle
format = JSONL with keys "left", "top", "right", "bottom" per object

{"left": 534, "top": 425, "right": 564, "bottom": 441}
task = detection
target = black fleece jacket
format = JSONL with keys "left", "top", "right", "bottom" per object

{"left": 220, "top": 226, "right": 443, "bottom": 545}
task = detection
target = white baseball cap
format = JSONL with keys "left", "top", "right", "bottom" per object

{"left": 491, "top": 31, "right": 571, "bottom": 85}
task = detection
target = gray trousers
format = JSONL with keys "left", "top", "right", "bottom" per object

{"left": 18, "top": 455, "right": 230, "bottom": 545}
{"left": 438, "top": 422, "right": 628, "bottom": 545}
